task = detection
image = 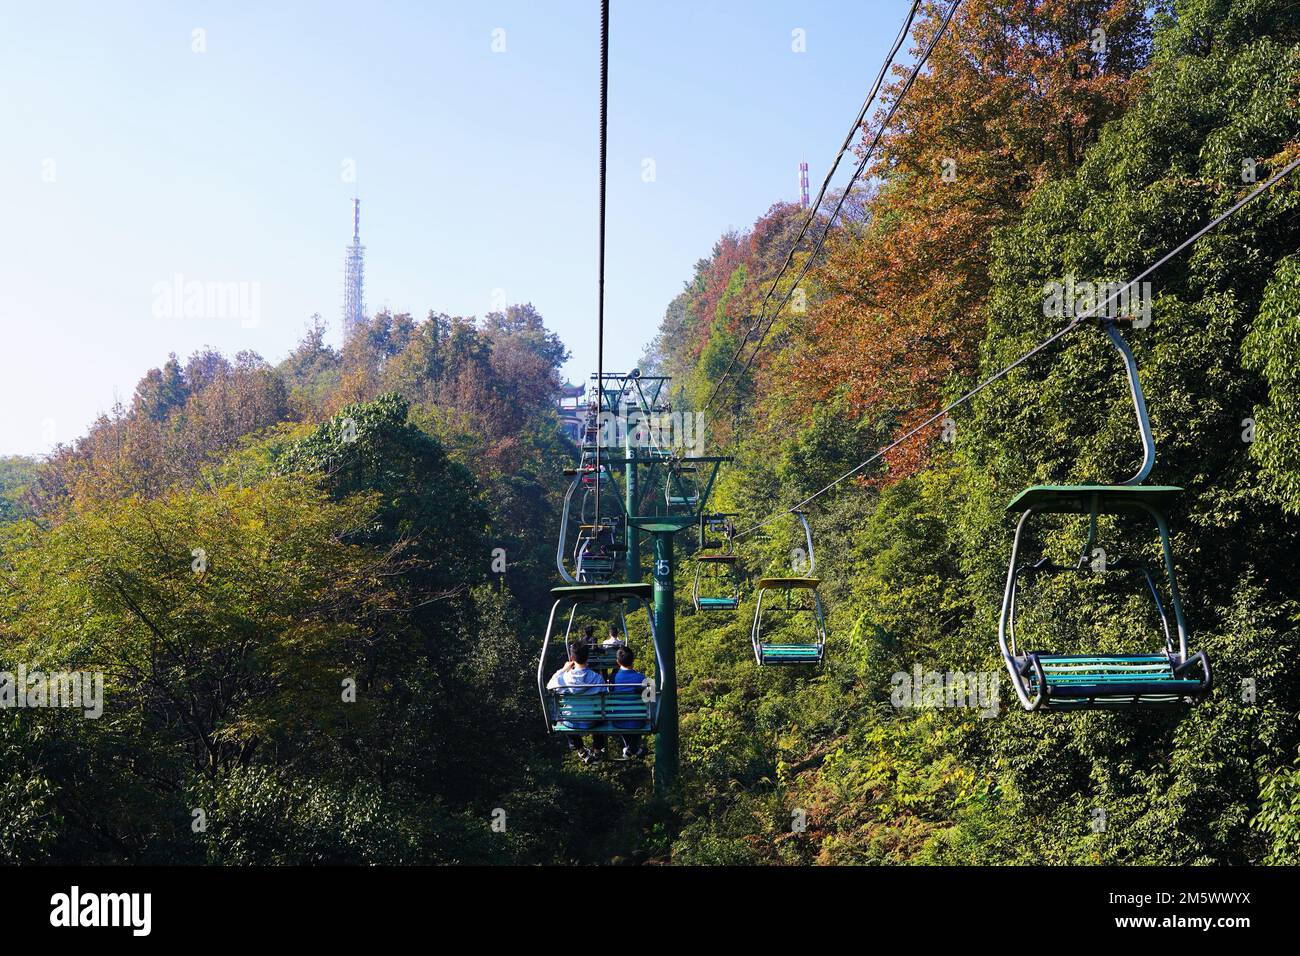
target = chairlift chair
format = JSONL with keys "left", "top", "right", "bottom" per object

{"left": 537, "top": 583, "right": 662, "bottom": 736}
{"left": 557, "top": 467, "right": 626, "bottom": 585}
{"left": 751, "top": 577, "right": 826, "bottom": 665}
{"left": 574, "top": 521, "right": 625, "bottom": 584}
{"left": 664, "top": 464, "right": 702, "bottom": 513}
{"left": 692, "top": 513, "right": 741, "bottom": 612}
{"left": 693, "top": 554, "right": 741, "bottom": 612}
{"left": 998, "top": 321, "right": 1211, "bottom": 711}
{"left": 750, "top": 513, "right": 826, "bottom": 665}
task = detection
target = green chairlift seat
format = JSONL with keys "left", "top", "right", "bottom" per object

{"left": 537, "top": 584, "right": 661, "bottom": 736}
{"left": 756, "top": 643, "right": 825, "bottom": 664}
{"left": 582, "top": 643, "right": 623, "bottom": 671}
{"left": 697, "top": 597, "right": 739, "bottom": 610}
{"left": 1023, "top": 655, "right": 1208, "bottom": 709}
{"left": 998, "top": 323, "right": 1211, "bottom": 712}
{"left": 752, "top": 576, "right": 826, "bottom": 667}
{"left": 692, "top": 553, "right": 741, "bottom": 613}
{"left": 549, "top": 689, "right": 655, "bottom": 734}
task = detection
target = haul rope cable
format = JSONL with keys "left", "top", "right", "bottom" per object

{"left": 704, "top": 0, "right": 960, "bottom": 415}
{"left": 594, "top": 0, "right": 610, "bottom": 527}
{"left": 732, "top": 153, "right": 1300, "bottom": 540}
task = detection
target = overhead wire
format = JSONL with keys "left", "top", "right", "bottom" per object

{"left": 594, "top": 0, "right": 610, "bottom": 527}
{"left": 704, "top": 0, "right": 959, "bottom": 416}
{"left": 733, "top": 153, "right": 1300, "bottom": 539}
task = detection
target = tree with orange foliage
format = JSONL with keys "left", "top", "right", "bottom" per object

{"left": 785, "top": 0, "right": 1152, "bottom": 478}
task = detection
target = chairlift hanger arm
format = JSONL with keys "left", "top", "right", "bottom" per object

{"left": 793, "top": 510, "right": 816, "bottom": 577}
{"left": 1102, "top": 320, "right": 1155, "bottom": 485}
{"left": 556, "top": 473, "right": 583, "bottom": 584}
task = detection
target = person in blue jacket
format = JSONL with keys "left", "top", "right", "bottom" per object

{"left": 612, "top": 645, "right": 649, "bottom": 759}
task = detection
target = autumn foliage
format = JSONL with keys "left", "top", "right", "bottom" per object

{"left": 655, "top": 0, "right": 1153, "bottom": 478}
{"left": 812, "top": 0, "right": 1151, "bottom": 473}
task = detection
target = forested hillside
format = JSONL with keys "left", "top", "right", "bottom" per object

{"left": 0, "top": 305, "right": 660, "bottom": 864}
{"left": 2, "top": 0, "right": 1298, "bottom": 867}
{"left": 651, "top": 0, "right": 1300, "bottom": 864}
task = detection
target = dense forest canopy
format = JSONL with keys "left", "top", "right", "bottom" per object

{"left": 645, "top": 0, "right": 1300, "bottom": 864}
{"left": 3, "top": 0, "right": 1299, "bottom": 865}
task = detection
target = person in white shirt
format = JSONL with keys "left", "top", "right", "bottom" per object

{"left": 596, "top": 623, "right": 625, "bottom": 680}
{"left": 546, "top": 641, "right": 608, "bottom": 762}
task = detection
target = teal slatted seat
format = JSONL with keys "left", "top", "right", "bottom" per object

{"left": 547, "top": 688, "right": 654, "bottom": 733}
{"left": 757, "top": 643, "right": 823, "bottom": 665}
{"left": 576, "top": 554, "right": 617, "bottom": 583}
{"left": 697, "top": 597, "right": 738, "bottom": 610}
{"left": 582, "top": 643, "right": 624, "bottom": 670}
{"left": 1018, "top": 653, "right": 1209, "bottom": 710}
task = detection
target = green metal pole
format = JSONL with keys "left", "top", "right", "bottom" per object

{"left": 652, "top": 530, "right": 678, "bottom": 796}
{"left": 625, "top": 440, "right": 640, "bottom": 582}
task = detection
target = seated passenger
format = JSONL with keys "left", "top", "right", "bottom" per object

{"left": 546, "top": 641, "right": 607, "bottom": 762}
{"left": 612, "top": 645, "right": 649, "bottom": 759}
{"left": 595, "top": 623, "right": 624, "bottom": 680}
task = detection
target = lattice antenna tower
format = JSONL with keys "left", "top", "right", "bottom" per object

{"left": 342, "top": 198, "right": 366, "bottom": 337}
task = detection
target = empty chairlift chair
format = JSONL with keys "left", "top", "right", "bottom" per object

{"left": 751, "top": 512, "right": 826, "bottom": 666}
{"left": 537, "top": 583, "right": 662, "bottom": 737}
{"left": 751, "top": 577, "right": 827, "bottom": 665}
{"left": 998, "top": 321, "right": 1210, "bottom": 711}
{"left": 664, "top": 464, "right": 702, "bottom": 514}
{"left": 692, "top": 513, "right": 741, "bottom": 612}
{"left": 693, "top": 555, "right": 741, "bottom": 612}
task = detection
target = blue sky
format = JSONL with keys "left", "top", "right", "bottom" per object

{"left": 0, "top": 0, "right": 904, "bottom": 455}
